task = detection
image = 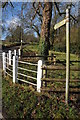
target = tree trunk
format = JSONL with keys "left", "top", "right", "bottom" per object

{"left": 39, "top": 2, "right": 52, "bottom": 60}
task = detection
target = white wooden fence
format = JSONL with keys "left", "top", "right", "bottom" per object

{"left": 2, "top": 49, "right": 43, "bottom": 92}
{"left": 2, "top": 48, "right": 79, "bottom": 104}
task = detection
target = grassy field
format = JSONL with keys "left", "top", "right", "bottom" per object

{"left": 22, "top": 44, "right": 80, "bottom": 80}
{"left": 23, "top": 44, "right": 39, "bottom": 53}
{"left": 23, "top": 44, "right": 79, "bottom": 60}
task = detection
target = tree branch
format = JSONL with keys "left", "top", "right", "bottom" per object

{"left": 2, "top": 1, "right": 14, "bottom": 8}
{"left": 2, "top": 2, "right": 8, "bottom": 8}
{"left": 70, "top": 14, "right": 78, "bottom": 23}
{"left": 54, "top": 2, "right": 78, "bottom": 23}
{"left": 54, "top": 2, "right": 61, "bottom": 16}
{"left": 32, "top": 24, "right": 40, "bottom": 37}
{"left": 32, "top": 2, "right": 42, "bottom": 21}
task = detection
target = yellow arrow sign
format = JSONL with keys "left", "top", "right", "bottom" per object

{"left": 54, "top": 19, "right": 66, "bottom": 30}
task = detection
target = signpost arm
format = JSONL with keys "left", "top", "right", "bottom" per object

{"left": 65, "top": 7, "right": 70, "bottom": 104}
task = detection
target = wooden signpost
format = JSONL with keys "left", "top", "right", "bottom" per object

{"left": 54, "top": 7, "right": 70, "bottom": 104}
{"left": 54, "top": 19, "right": 66, "bottom": 30}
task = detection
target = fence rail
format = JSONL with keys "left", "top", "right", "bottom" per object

{"left": 42, "top": 65, "right": 65, "bottom": 70}
{"left": 17, "top": 78, "right": 37, "bottom": 86}
{"left": 41, "top": 78, "right": 80, "bottom": 82}
{"left": 41, "top": 87, "right": 80, "bottom": 94}
{"left": 18, "top": 72, "right": 37, "bottom": 80}
{"left": 5, "top": 71, "right": 13, "bottom": 78}
{"left": 18, "top": 66, "right": 37, "bottom": 73}
{"left": 6, "top": 67, "right": 13, "bottom": 72}
{"left": 42, "top": 65, "right": 80, "bottom": 71}
{"left": 18, "top": 61, "right": 38, "bottom": 66}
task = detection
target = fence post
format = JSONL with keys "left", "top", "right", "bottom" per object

{"left": 37, "top": 60, "right": 43, "bottom": 92}
{"left": 53, "top": 55, "right": 56, "bottom": 65}
{"left": 65, "top": 7, "right": 70, "bottom": 104}
{"left": 43, "top": 69, "right": 47, "bottom": 87}
{"left": 3, "top": 52, "right": 6, "bottom": 76}
{"left": 14, "top": 49, "right": 16, "bottom": 56}
{"left": 9, "top": 50, "right": 11, "bottom": 65}
{"left": 13, "top": 56, "right": 18, "bottom": 83}
{"left": 43, "top": 63, "right": 47, "bottom": 87}
{"left": 18, "top": 49, "right": 21, "bottom": 58}
{"left": 7, "top": 53, "right": 9, "bottom": 67}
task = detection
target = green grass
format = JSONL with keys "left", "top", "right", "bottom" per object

{"left": 23, "top": 45, "right": 80, "bottom": 80}
{"left": 23, "top": 44, "right": 79, "bottom": 61}
{"left": 49, "top": 50, "right": 79, "bottom": 61}
{"left": 2, "top": 77, "right": 80, "bottom": 119}
{"left": 23, "top": 44, "right": 39, "bottom": 53}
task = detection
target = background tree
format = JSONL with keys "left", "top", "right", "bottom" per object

{"left": 18, "top": 3, "right": 42, "bottom": 39}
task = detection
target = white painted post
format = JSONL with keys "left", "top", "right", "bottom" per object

{"left": 2, "top": 52, "right": 6, "bottom": 76}
{"left": 18, "top": 49, "right": 21, "bottom": 58}
{"left": 7, "top": 53, "right": 9, "bottom": 67}
{"left": 20, "top": 40, "right": 22, "bottom": 51}
{"left": 37, "top": 60, "right": 43, "bottom": 92}
{"left": 14, "top": 49, "right": 16, "bottom": 56}
{"left": 3, "top": 52, "right": 5, "bottom": 71}
{"left": 9, "top": 50, "right": 11, "bottom": 65}
{"left": 65, "top": 7, "right": 70, "bottom": 104}
{"left": 13, "top": 56, "right": 18, "bottom": 83}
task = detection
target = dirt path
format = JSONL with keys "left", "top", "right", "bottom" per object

{"left": 2, "top": 43, "right": 28, "bottom": 53}
{"left": 2, "top": 45, "right": 20, "bottom": 53}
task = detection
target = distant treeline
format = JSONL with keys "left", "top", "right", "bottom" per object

{"left": 53, "top": 25, "right": 80, "bottom": 55}
{"left": 4, "top": 24, "right": 80, "bottom": 55}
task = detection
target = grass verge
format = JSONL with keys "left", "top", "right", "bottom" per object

{"left": 2, "top": 76, "right": 80, "bottom": 119}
